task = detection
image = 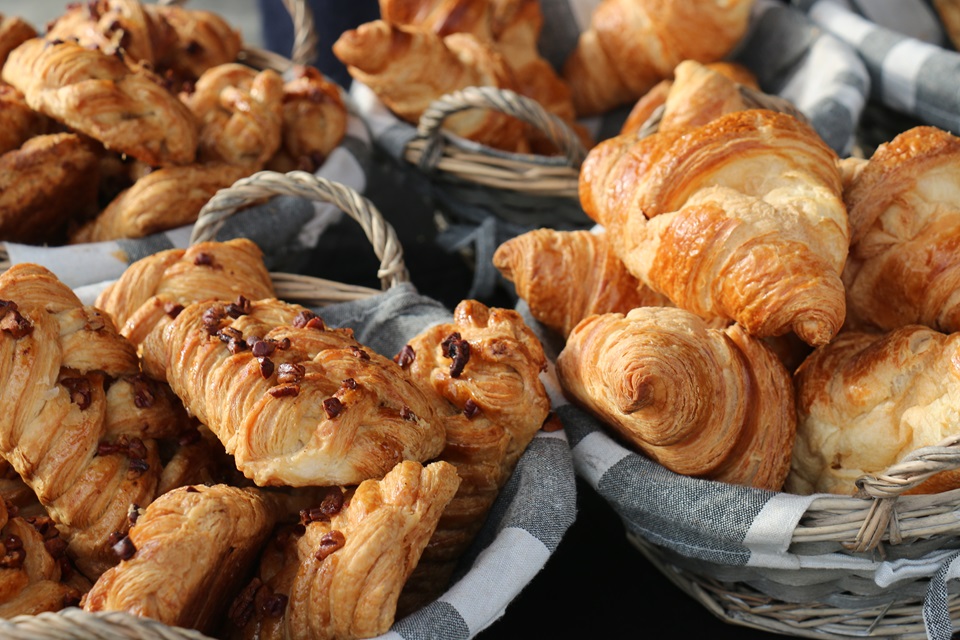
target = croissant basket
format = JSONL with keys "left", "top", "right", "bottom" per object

{"left": 0, "top": 170, "right": 577, "bottom": 639}
{"left": 0, "top": 0, "right": 371, "bottom": 288}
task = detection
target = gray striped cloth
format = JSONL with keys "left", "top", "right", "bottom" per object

{"left": 3, "top": 97, "right": 372, "bottom": 290}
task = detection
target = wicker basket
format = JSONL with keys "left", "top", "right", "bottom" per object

{"left": 0, "top": 170, "right": 577, "bottom": 639}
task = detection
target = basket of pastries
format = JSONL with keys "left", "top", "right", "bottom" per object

{"left": 489, "top": 27, "right": 960, "bottom": 633}
{"left": 0, "top": 0, "right": 371, "bottom": 289}
{"left": 0, "top": 170, "right": 576, "bottom": 640}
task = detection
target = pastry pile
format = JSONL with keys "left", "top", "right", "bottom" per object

{"left": 0, "top": 1, "right": 348, "bottom": 245}
{"left": 496, "top": 60, "right": 960, "bottom": 496}
{"left": 0, "top": 239, "right": 552, "bottom": 638}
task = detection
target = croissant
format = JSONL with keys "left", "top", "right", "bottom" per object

{"left": 787, "top": 325, "right": 960, "bottom": 496}
{"left": 562, "top": 0, "right": 756, "bottom": 117}
{"left": 69, "top": 162, "right": 251, "bottom": 243}
{"left": 0, "top": 133, "right": 101, "bottom": 244}
{"left": 227, "top": 460, "right": 459, "bottom": 640}
{"left": 580, "top": 109, "right": 849, "bottom": 346}
{"left": 556, "top": 307, "right": 796, "bottom": 490}
{"left": 332, "top": 20, "right": 528, "bottom": 152}
{"left": 82, "top": 484, "right": 278, "bottom": 634}
{"left": 0, "top": 264, "right": 191, "bottom": 579}
{"left": 620, "top": 60, "right": 759, "bottom": 137}
{"left": 493, "top": 228, "right": 672, "bottom": 338}
{"left": 842, "top": 126, "right": 960, "bottom": 334}
{"left": 393, "top": 299, "right": 550, "bottom": 611}
{"left": 2, "top": 38, "right": 198, "bottom": 167}
{"left": 141, "top": 297, "right": 447, "bottom": 487}
{"left": 0, "top": 13, "right": 36, "bottom": 68}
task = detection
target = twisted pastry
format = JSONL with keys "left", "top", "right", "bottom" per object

{"left": 557, "top": 307, "right": 795, "bottom": 490}
{"left": 787, "top": 326, "right": 960, "bottom": 496}
{"left": 2, "top": 37, "right": 198, "bottom": 167}
{"left": 146, "top": 3, "right": 242, "bottom": 86}
{"left": 580, "top": 109, "right": 849, "bottom": 346}
{"left": 843, "top": 126, "right": 960, "bottom": 334}
{"left": 69, "top": 162, "right": 251, "bottom": 242}
{"left": 493, "top": 228, "right": 672, "bottom": 338}
{"left": 393, "top": 299, "right": 550, "bottom": 611}
{"left": 332, "top": 20, "right": 528, "bottom": 152}
{"left": 181, "top": 63, "right": 283, "bottom": 168}
{"left": 562, "top": 0, "right": 755, "bottom": 117}
{"left": 0, "top": 133, "right": 101, "bottom": 244}
{"left": 227, "top": 460, "right": 459, "bottom": 640}
{"left": 142, "top": 297, "right": 447, "bottom": 487}
{"left": 0, "top": 264, "right": 190, "bottom": 579}
{"left": 83, "top": 484, "right": 278, "bottom": 634}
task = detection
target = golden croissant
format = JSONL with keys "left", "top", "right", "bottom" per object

{"left": 843, "top": 126, "right": 960, "bottom": 334}
{"left": 0, "top": 264, "right": 191, "bottom": 579}
{"left": 226, "top": 460, "right": 459, "bottom": 640}
{"left": 493, "top": 227, "right": 672, "bottom": 338}
{"left": 787, "top": 325, "right": 960, "bottom": 496}
{"left": 393, "top": 299, "right": 550, "bottom": 612}
{"left": 332, "top": 19, "right": 528, "bottom": 152}
{"left": 580, "top": 109, "right": 849, "bottom": 347}
{"left": 2, "top": 37, "right": 199, "bottom": 167}
{"left": 557, "top": 307, "right": 796, "bottom": 490}
{"left": 562, "top": 0, "right": 755, "bottom": 117}
{"left": 141, "top": 296, "right": 447, "bottom": 487}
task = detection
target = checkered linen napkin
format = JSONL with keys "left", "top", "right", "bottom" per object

{"left": 4, "top": 96, "right": 372, "bottom": 290}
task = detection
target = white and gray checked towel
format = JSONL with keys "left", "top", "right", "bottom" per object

{"left": 3, "top": 92, "right": 372, "bottom": 291}
{"left": 68, "top": 281, "right": 578, "bottom": 640}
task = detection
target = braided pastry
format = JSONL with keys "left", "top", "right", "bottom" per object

{"left": 2, "top": 37, "right": 198, "bottom": 167}
{"left": 141, "top": 297, "right": 447, "bottom": 487}
{"left": 557, "top": 307, "right": 796, "bottom": 490}
{"left": 0, "top": 264, "right": 191, "bottom": 579}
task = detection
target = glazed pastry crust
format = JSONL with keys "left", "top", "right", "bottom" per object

{"left": 557, "top": 307, "right": 795, "bottom": 490}
{"left": 580, "top": 109, "right": 849, "bottom": 346}
{"left": 842, "top": 126, "right": 960, "bottom": 334}
{"left": 493, "top": 228, "right": 672, "bottom": 338}
{"left": 2, "top": 37, "right": 199, "bottom": 167}
{"left": 787, "top": 326, "right": 960, "bottom": 496}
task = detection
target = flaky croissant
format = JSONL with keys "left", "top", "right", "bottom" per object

{"left": 843, "top": 126, "right": 960, "bottom": 334}
{"left": 493, "top": 228, "right": 672, "bottom": 338}
{"left": 332, "top": 20, "right": 528, "bottom": 152}
{"left": 2, "top": 37, "right": 198, "bottom": 167}
{"left": 0, "top": 264, "right": 190, "bottom": 579}
{"left": 580, "top": 109, "right": 849, "bottom": 346}
{"left": 82, "top": 484, "right": 278, "bottom": 634}
{"left": 562, "top": 0, "right": 755, "bottom": 117}
{"left": 141, "top": 297, "right": 447, "bottom": 487}
{"left": 787, "top": 326, "right": 960, "bottom": 496}
{"left": 557, "top": 307, "right": 796, "bottom": 490}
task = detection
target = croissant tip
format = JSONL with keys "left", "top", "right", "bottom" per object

{"left": 793, "top": 319, "right": 839, "bottom": 348}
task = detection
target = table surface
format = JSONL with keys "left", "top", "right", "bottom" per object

{"left": 308, "top": 148, "right": 788, "bottom": 640}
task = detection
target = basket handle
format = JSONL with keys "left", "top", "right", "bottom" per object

{"left": 849, "top": 434, "right": 960, "bottom": 551}
{"left": 413, "top": 86, "right": 588, "bottom": 172}
{"left": 190, "top": 171, "right": 410, "bottom": 291}
{"left": 1, "top": 608, "right": 213, "bottom": 640}
{"left": 159, "top": 0, "right": 318, "bottom": 68}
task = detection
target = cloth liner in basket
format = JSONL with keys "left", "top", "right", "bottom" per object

{"left": 516, "top": 302, "right": 960, "bottom": 640}
{"left": 0, "top": 172, "right": 578, "bottom": 640}
{"left": 349, "top": 0, "right": 870, "bottom": 301}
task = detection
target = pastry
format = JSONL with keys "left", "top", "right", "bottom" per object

{"left": 580, "top": 109, "right": 849, "bottom": 346}
{"left": 842, "top": 126, "right": 960, "bottom": 334}
{"left": 146, "top": 3, "right": 243, "bottom": 86}
{"left": 0, "top": 85, "right": 55, "bottom": 157}
{"left": 181, "top": 63, "right": 284, "bottom": 168}
{"left": 0, "top": 133, "right": 101, "bottom": 244}
{"left": 556, "top": 307, "right": 796, "bottom": 490}
{"left": 0, "top": 13, "right": 35, "bottom": 68}
{"left": 562, "top": 0, "right": 755, "bottom": 117}
{"left": 332, "top": 20, "right": 528, "bottom": 152}
{"left": 787, "top": 325, "right": 960, "bottom": 496}
{"left": 68, "top": 162, "right": 251, "bottom": 243}
{"left": 2, "top": 37, "right": 199, "bottom": 167}
{"left": 493, "top": 228, "right": 672, "bottom": 338}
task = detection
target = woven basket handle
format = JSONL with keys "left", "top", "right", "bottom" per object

{"left": 414, "top": 86, "right": 588, "bottom": 171}
{"left": 1, "top": 608, "right": 214, "bottom": 640}
{"left": 159, "top": 0, "right": 318, "bottom": 68}
{"left": 191, "top": 171, "right": 409, "bottom": 291}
